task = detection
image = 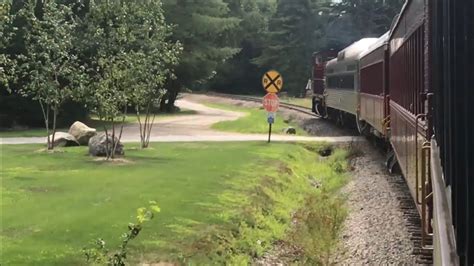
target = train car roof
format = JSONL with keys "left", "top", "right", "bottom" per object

{"left": 326, "top": 38, "right": 379, "bottom": 71}
{"left": 389, "top": 0, "right": 424, "bottom": 40}
{"left": 359, "top": 32, "right": 389, "bottom": 59}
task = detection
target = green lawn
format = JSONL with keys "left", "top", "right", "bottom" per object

{"left": 0, "top": 110, "right": 196, "bottom": 138}
{"left": 280, "top": 97, "right": 313, "bottom": 108}
{"left": 207, "top": 103, "right": 308, "bottom": 136}
{"left": 0, "top": 142, "right": 348, "bottom": 265}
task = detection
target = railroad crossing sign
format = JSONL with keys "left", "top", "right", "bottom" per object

{"left": 262, "top": 93, "right": 280, "bottom": 112}
{"left": 262, "top": 70, "right": 283, "bottom": 93}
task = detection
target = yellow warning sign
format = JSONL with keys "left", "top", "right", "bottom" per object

{"left": 262, "top": 70, "right": 283, "bottom": 93}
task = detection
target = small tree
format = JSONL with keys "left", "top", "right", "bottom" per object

{"left": 81, "top": 1, "right": 136, "bottom": 159}
{"left": 87, "top": 52, "right": 130, "bottom": 159}
{"left": 14, "top": 0, "right": 84, "bottom": 150}
{"left": 127, "top": 1, "right": 181, "bottom": 148}
{"left": 83, "top": 201, "right": 161, "bottom": 266}
{"left": 83, "top": 0, "right": 181, "bottom": 155}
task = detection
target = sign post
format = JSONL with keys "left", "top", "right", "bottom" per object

{"left": 263, "top": 93, "right": 279, "bottom": 143}
{"left": 267, "top": 112, "right": 275, "bottom": 143}
{"left": 262, "top": 70, "right": 283, "bottom": 143}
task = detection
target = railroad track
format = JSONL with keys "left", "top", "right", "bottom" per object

{"left": 389, "top": 175, "right": 433, "bottom": 264}
{"left": 208, "top": 92, "right": 319, "bottom": 117}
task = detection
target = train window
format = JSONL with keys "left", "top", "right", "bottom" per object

{"left": 327, "top": 75, "right": 355, "bottom": 90}
{"left": 339, "top": 75, "right": 354, "bottom": 89}
{"left": 327, "top": 76, "right": 338, "bottom": 88}
{"left": 346, "top": 64, "right": 356, "bottom": 71}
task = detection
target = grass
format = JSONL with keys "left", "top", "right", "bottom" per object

{"left": 280, "top": 97, "right": 313, "bottom": 109}
{"left": 0, "top": 110, "right": 196, "bottom": 138}
{"left": 207, "top": 103, "right": 308, "bottom": 136}
{"left": 0, "top": 142, "right": 349, "bottom": 265}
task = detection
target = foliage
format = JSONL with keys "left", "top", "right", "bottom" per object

{"left": 325, "top": 0, "right": 404, "bottom": 47}
{"left": 0, "top": 2, "right": 14, "bottom": 89}
{"left": 80, "top": 0, "right": 181, "bottom": 156}
{"left": 209, "top": 0, "right": 277, "bottom": 94}
{"left": 160, "top": 0, "right": 241, "bottom": 111}
{"left": 253, "top": 0, "right": 329, "bottom": 96}
{"left": 10, "top": 0, "right": 84, "bottom": 149}
{"left": 124, "top": 1, "right": 182, "bottom": 148}
{"left": 290, "top": 192, "right": 347, "bottom": 264}
{"left": 83, "top": 202, "right": 161, "bottom": 266}
{"left": 212, "top": 0, "right": 403, "bottom": 96}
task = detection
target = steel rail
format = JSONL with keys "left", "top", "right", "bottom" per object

{"left": 207, "top": 92, "right": 320, "bottom": 117}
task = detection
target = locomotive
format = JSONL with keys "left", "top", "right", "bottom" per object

{"left": 311, "top": 0, "right": 473, "bottom": 265}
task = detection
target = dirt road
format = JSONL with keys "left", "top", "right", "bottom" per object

{"left": 0, "top": 96, "right": 362, "bottom": 144}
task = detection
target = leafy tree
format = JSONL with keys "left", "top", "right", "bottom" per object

{"left": 81, "top": 0, "right": 135, "bottom": 159}
{"left": 161, "top": 0, "right": 241, "bottom": 111}
{"left": 13, "top": 0, "right": 84, "bottom": 150}
{"left": 82, "top": 0, "right": 181, "bottom": 156}
{"left": 254, "top": 0, "right": 329, "bottom": 96}
{"left": 127, "top": 1, "right": 182, "bottom": 149}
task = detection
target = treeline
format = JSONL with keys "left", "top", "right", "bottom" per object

{"left": 0, "top": 0, "right": 403, "bottom": 129}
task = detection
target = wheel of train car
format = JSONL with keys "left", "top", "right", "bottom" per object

{"left": 355, "top": 113, "right": 370, "bottom": 135}
{"left": 314, "top": 101, "right": 327, "bottom": 118}
{"left": 326, "top": 107, "right": 336, "bottom": 121}
{"left": 336, "top": 111, "right": 345, "bottom": 127}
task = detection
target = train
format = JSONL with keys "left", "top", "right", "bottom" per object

{"left": 310, "top": 0, "right": 473, "bottom": 265}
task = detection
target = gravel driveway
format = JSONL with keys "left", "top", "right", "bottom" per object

{"left": 1, "top": 95, "right": 361, "bottom": 145}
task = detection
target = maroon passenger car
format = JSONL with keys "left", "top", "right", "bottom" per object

{"left": 358, "top": 32, "right": 390, "bottom": 136}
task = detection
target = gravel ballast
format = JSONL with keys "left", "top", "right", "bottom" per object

{"left": 331, "top": 142, "right": 417, "bottom": 264}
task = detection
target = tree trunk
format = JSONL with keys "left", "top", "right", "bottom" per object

{"left": 110, "top": 106, "right": 127, "bottom": 157}
{"left": 51, "top": 107, "right": 57, "bottom": 150}
{"left": 136, "top": 107, "right": 145, "bottom": 146}
{"left": 39, "top": 101, "right": 52, "bottom": 150}
{"left": 144, "top": 113, "right": 156, "bottom": 148}
{"left": 110, "top": 118, "right": 115, "bottom": 159}
{"left": 160, "top": 79, "right": 180, "bottom": 113}
{"left": 104, "top": 125, "right": 110, "bottom": 160}
{"left": 139, "top": 101, "right": 156, "bottom": 149}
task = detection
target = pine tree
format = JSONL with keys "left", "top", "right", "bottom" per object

{"left": 254, "top": 0, "right": 328, "bottom": 96}
{"left": 209, "top": 0, "right": 277, "bottom": 95}
{"left": 161, "top": 0, "right": 240, "bottom": 111}
{"left": 326, "top": 0, "right": 404, "bottom": 47}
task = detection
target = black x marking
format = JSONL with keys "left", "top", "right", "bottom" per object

{"left": 265, "top": 73, "right": 281, "bottom": 92}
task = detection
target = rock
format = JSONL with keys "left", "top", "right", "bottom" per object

{"left": 88, "top": 133, "right": 124, "bottom": 157}
{"left": 50, "top": 132, "right": 80, "bottom": 147}
{"left": 68, "top": 121, "right": 97, "bottom": 145}
{"left": 283, "top": 126, "right": 296, "bottom": 134}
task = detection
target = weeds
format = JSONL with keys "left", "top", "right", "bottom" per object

{"left": 290, "top": 192, "right": 347, "bottom": 264}
{"left": 83, "top": 202, "right": 160, "bottom": 266}
{"left": 175, "top": 144, "right": 349, "bottom": 264}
